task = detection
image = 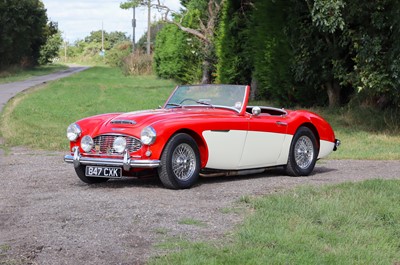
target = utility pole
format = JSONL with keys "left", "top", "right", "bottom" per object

{"left": 101, "top": 21, "right": 104, "bottom": 52}
{"left": 146, "top": 0, "right": 151, "bottom": 54}
{"left": 64, "top": 33, "right": 67, "bottom": 62}
{"left": 132, "top": 6, "right": 136, "bottom": 53}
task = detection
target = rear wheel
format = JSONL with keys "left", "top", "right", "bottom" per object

{"left": 286, "top": 127, "right": 318, "bottom": 176}
{"left": 74, "top": 165, "right": 109, "bottom": 184}
{"left": 158, "top": 133, "right": 200, "bottom": 189}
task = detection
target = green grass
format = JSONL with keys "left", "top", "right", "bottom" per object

{"left": 316, "top": 107, "right": 400, "bottom": 160}
{"left": 0, "top": 66, "right": 176, "bottom": 150}
{"left": 150, "top": 179, "right": 400, "bottom": 265}
{"left": 0, "top": 65, "right": 399, "bottom": 159}
{"left": 0, "top": 64, "right": 68, "bottom": 84}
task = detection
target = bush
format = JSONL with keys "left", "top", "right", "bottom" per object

{"left": 121, "top": 52, "right": 153, "bottom": 76}
{"left": 105, "top": 41, "right": 132, "bottom": 67}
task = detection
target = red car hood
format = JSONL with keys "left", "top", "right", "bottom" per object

{"left": 86, "top": 108, "right": 236, "bottom": 136}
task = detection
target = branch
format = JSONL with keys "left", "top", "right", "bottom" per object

{"left": 171, "top": 21, "right": 208, "bottom": 43}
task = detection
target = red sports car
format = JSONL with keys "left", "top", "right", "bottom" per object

{"left": 64, "top": 84, "right": 340, "bottom": 189}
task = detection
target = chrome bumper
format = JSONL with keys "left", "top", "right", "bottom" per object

{"left": 64, "top": 147, "right": 160, "bottom": 171}
{"left": 333, "top": 139, "right": 341, "bottom": 151}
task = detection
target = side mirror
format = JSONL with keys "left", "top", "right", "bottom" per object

{"left": 252, "top": 106, "right": 261, "bottom": 116}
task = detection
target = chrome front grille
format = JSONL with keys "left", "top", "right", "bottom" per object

{"left": 91, "top": 135, "right": 142, "bottom": 155}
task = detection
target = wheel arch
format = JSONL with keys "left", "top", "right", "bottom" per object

{"left": 162, "top": 128, "right": 209, "bottom": 169}
{"left": 296, "top": 122, "right": 320, "bottom": 152}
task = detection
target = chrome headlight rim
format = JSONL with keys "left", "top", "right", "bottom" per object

{"left": 80, "top": 135, "right": 94, "bottom": 153}
{"left": 113, "top": 136, "right": 127, "bottom": 153}
{"left": 67, "top": 123, "right": 82, "bottom": 141}
{"left": 140, "top": 126, "right": 157, "bottom": 145}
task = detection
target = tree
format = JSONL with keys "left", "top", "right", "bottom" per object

{"left": 154, "top": 13, "right": 203, "bottom": 83}
{"left": 215, "top": 0, "right": 252, "bottom": 86}
{"left": 0, "top": 0, "right": 48, "bottom": 69}
{"left": 155, "top": 0, "right": 224, "bottom": 84}
{"left": 39, "top": 21, "right": 62, "bottom": 64}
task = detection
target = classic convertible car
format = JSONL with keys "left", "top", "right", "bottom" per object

{"left": 64, "top": 84, "right": 340, "bottom": 189}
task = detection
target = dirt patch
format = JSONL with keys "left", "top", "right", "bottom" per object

{"left": 1, "top": 147, "right": 399, "bottom": 264}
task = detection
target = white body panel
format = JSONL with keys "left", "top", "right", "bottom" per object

{"left": 239, "top": 131, "right": 286, "bottom": 168}
{"left": 203, "top": 130, "right": 287, "bottom": 170}
{"left": 202, "top": 130, "right": 247, "bottom": 169}
{"left": 318, "top": 140, "right": 334, "bottom": 159}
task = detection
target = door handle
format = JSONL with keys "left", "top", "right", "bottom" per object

{"left": 276, "top": 121, "right": 287, "bottom": 126}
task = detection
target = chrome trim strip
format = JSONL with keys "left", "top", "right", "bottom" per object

{"left": 64, "top": 148, "right": 160, "bottom": 169}
{"left": 111, "top": 119, "right": 137, "bottom": 125}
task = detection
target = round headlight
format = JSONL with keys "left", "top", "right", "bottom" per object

{"left": 113, "top": 136, "right": 127, "bottom": 153}
{"left": 67, "top": 123, "right": 81, "bottom": 141}
{"left": 81, "top": 135, "right": 94, "bottom": 153}
{"left": 141, "top": 126, "right": 156, "bottom": 145}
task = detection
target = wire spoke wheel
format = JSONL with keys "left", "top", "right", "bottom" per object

{"left": 286, "top": 127, "right": 318, "bottom": 176}
{"left": 158, "top": 133, "right": 200, "bottom": 189}
{"left": 294, "top": 136, "right": 314, "bottom": 169}
{"left": 172, "top": 143, "right": 196, "bottom": 181}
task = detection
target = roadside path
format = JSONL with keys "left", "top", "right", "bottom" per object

{"left": 0, "top": 65, "right": 90, "bottom": 113}
{"left": 0, "top": 65, "right": 90, "bottom": 155}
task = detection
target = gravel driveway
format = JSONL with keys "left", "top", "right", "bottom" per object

{"left": 0, "top": 147, "right": 399, "bottom": 264}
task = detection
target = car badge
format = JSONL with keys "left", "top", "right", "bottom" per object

{"left": 95, "top": 145, "right": 101, "bottom": 153}
{"left": 106, "top": 146, "right": 113, "bottom": 155}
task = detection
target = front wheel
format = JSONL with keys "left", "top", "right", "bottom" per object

{"left": 285, "top": 126, "right": 318, "bottom": 176}
{"left": 158, "top": 133, "right": 200, "bottom": 189}
{"left": 74, "top": 165, "right": 109, "bottom": 184}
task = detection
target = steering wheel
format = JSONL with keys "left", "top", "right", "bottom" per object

{"left": 179, "top": 98, "right": 197, "bottom": 104}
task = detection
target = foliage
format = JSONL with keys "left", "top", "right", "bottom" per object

{"left": 64, "top": 31, "right": 130, "bottom": 65}
{"left": 248, "top": 0, "right": 295, "bottom": 104}
{"left": 215, "top": 0, "right": 252, "bottom": 85}
{"left": 39, "top": 22, "right": 63, "bottom": 64}
{"left": 0, "top": 0, "right": 48, "bottom": 69}
{"left": 105, "top": 41, "right": 132, "bottom": 67}
{"left": 153, "top": 6, "right": 205, "bottom": 84}
{"left": 84, "top": 30, "right": 130, "bottom": 50}
{"left": 215, "top": 0, "right": 400, "bottom": 108}
{"left": 150, "top": 180, "right": 400, "bottom": 264}
{"left": 136, "top": 22, "right": 165, "bottom": 53}
{"left": 122, "top": 52, "right": 153, "bottom": 75}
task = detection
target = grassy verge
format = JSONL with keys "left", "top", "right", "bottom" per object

{"left": 0, "top": 64, "right": 68, "bottom": 84}
{"left": 150, "top": 179, "right": 400, "bottom": 265}
{"left": 0, "top": 65, "right": 399, "bottom": 159}
{"left": 0, "top": 66, "right": 176, "bottom": 150}
{"left": 316, "top": 107, "right": 400, "bottom": 160}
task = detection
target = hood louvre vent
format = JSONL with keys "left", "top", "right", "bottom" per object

{"left": 111, "top": 120, "right": 137, "bottom": 125}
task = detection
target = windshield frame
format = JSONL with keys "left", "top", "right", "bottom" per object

{"left": 163, "top": 84, "right": 250, "bottom": 114}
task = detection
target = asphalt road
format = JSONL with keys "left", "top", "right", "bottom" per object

{"left": 0, "top": 65, "right": 90, "bottom": 113}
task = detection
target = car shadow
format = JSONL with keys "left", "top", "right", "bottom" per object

{"left": 81, "top": 164, "right": 339, "bottom": 190}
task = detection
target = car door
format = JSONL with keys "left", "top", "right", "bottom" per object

{"left": 202, "top": 116, "right": 249, "bottom": 170}
{"left": 238, "top": 114, "right": 288, "bottom": 168}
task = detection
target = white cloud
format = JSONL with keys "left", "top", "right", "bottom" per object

{"left": 42, "top": 0, "right": 182, "bottom": 43}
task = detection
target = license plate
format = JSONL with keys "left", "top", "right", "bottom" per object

{"left": 85, "top": 166, "right": 122, "bottom": 178}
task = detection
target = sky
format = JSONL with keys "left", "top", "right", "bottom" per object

{"left": 41, "top": 0, "right": 182, "bottom": 43}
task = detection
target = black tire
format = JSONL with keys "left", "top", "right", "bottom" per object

{"left": 158, "top": 133, "right": 200, "bottom": 189}
{"left": 285, "top": 126, "right": 318, "bottom": 176}
{"left": 74, "top": 165, "right": 109, "bottom": 184}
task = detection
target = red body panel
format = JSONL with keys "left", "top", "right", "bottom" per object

{"left": 69, "top": 105, "right": 336, "bottom": 170}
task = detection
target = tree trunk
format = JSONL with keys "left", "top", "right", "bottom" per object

{"left": 201, "top": 59, "right": 212, "bottom": 84}
{"left": 250, "top": 75, "right": 258, "bottom": 100}
{"left": 326, "top": 81, "right": 340, "bottom": 107}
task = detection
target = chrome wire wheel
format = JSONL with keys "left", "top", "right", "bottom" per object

{"left": 294, "top": 135, "right": 314, "bottom": 169}
{"left": 172, "top": 143, "right": 196, "bottom": 181}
